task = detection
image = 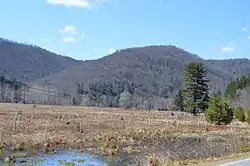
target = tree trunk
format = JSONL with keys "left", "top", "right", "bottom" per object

{"left": 0, "top": 84, "right": 4, "bottom": 102}
{"left": 192, "top": 108, "right": 196, "bottom": 115}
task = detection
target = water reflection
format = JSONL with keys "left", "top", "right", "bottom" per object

{"left": 0, "top": 150, "right": 108, "bottom": 166}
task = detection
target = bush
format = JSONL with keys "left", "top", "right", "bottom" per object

{"left": 204, "top": 95, "right": 233, "bottom": 125}
{"left": 247, "top": 115, "right": 250, "bottom": 125}
{"left": 234, "top": 107, "right": 245, "bottom": 122}
{"left": 148, "top": 154, "right": 160, "bottom": 166}
{"left": 246, "top": 111, "right": 250, "bottom": 125}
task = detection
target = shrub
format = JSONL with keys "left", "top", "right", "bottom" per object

{"left": 148, "top": 154, "right": 160, "bottom": 166}
{"left": 234, "top": 107, "right": 245, "bottom": 122}
{"left": 247, "top": 115, "right": 250, "bottom": 125}
{"left": 204, "top": 95, "right": 233, "bottom": 125}
{"left": 246, "top": 111, "right": 250, "bottom": 125}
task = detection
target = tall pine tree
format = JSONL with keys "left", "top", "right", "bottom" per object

{"left": 183, "top": 62, "right": 209, "bottom": 115}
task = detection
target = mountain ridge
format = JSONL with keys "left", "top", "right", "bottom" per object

{"left": 32, "top": 45, "right": 250, "bottom": 97}
{"left": 1, "top": 37, "right": 250, "bottom": 99}
{"left": 0, "top": 38, "right": 81, "bottom": 82}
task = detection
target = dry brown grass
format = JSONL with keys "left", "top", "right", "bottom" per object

{"left": 1, "top": 103, "right": 250, "bottom": 165}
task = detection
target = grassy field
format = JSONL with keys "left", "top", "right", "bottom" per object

{"left": 0, "top": 103, "right": 250, "bottom": 165}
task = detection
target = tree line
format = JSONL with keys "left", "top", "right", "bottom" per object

{"left": 224, "top": 74, "right": 250, "bottom": 99}
{"left": 176, "top": 62, "right": 250, "bottom": 125}
{"left": 0, "top": 76, "right": 65, "bottom": 105}
{"left": 73, "top": 62, "right": 211, "bottom": 113}
{"left": 74, "top": 61, "right": 248, "bottom": 125}
{"left": 1, "top": 61, "right": 250, "bottom": 126}
{"left": 73, "top": 62, "right": 218, "bottom": 115}
{"left": 73, "top": 79, "right": 174, "bottom": 109}
{"left": 0, "top": 76, "right": 29, "bottom": 103}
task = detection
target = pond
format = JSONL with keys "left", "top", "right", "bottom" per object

{"left": 0, "top": 150, "right": 108, "bottom": 166}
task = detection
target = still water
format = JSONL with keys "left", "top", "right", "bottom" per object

{"left": 0, "top": 150, "right": 108, "bottom": 166}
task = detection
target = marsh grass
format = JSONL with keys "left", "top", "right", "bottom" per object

{"left": 0, "top": 103, "right": 250, "bottom": 165}
{"left": 0, "top": 127, "right": 4, "bottom": 157}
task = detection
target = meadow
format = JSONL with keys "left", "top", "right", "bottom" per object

{"left": 0, "top": 103, "right": 250, "bottom": 166}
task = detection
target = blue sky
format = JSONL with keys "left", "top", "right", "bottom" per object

{"left": 0, "top": 0, "right": 250, "bottom": 60}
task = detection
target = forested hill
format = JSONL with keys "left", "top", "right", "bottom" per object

{"left": 34, "top": 46, "right": 250, "bottom": 97}
{"left": 225, "top": 74, "right": 250, "bottom": 98}
{"left": 224, "top": 74, "right": 250, "bottom": 110}
{"left": 0, "top": 38, "right": 81, "bottom": 82}
{"left": 1, "top": 37, "right": 250, "bottom": 106}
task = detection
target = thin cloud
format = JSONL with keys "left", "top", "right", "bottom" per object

{"left": 99, "top": 48, "right": 117, "bottom": 54}
{"left": 96, "top": 0, "right": 106, "bottom": 4}
{"left": 248, "top": 36, "right": 250, "bottom": 40}
{"left": 58, "top": 25, "right": 77, "bottom": 35}
{"left": 221, "top": 41, "right": 235, "bottom": 53}
{"left": 108, "top": 48, "right": 117, "bottom": 54}
{"left": 47, "top": 0, "right": 90, "bottom": 8}
{"left": 43, "top": 38, "right": 49, "bottom": 42}
{"left": 62, "top": 36, "right": 76, "bottom": 43}
{"left": 221, "top": 46, "right": 234, "bottom": 53}
{"left": 242, "top": 27, "right": 248, "bottom": 31}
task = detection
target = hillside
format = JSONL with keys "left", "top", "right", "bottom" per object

{"left": 33, "top": 45, "right": 250, "bottom": 99}
{"left": 1, "top": 37, "right": 250, "bottom": 106}
{"left": 0, "top": 38, "right": 81, "bottom": 82}
{"left": 224, "top": 74, "right": 250, "bottom": 109}
{"left": 207, "top": 59, "right": 250, "bottom": 77}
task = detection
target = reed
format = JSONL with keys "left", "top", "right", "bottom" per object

{"left": 0, "top": 128, "right": 4, "bottom": 156}
{"left": 0, "top": 128, "right": 3, "bottom": 145}
{"left": 44, "top": 122, "right": 48, "bottom": 142}
{"left": 79, "top": 122, "right": 83, "bottom": 134}
{"left": 12, "top": 116, "right": 17, "bottom": 133}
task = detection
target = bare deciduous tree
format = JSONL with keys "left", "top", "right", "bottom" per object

{"left": 234, "top": 87, "right": 250, "bottom": 111}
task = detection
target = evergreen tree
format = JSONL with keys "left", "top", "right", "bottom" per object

{"left": 224, "top": 81, "right": 237, "bottom": 98}
{"left": 183, "top": 62, "right": 209, "bottom": 115}
{"left": 10, "top": 79, "right": 22, "bottom": 103}
{"left": 205, "top": 94, "right": 233, "bottom": 125}
{"left": 72, "top": 96, "right": 79, "bottom": 106}
{"left": 247, "top": 75, "right": 250, "bottom": 87}
{"left": 217, "top": 89, "right": 222, "bottom": 96}
{"left": 224, "top": 74, "right": 250, "bottom": 98}
{"left": 234, "top": 107, "right": 245, "bottom": 122}
{"left": 0, "top": 76, "right": 6, "bottom": 102}
{"left": 174, "top": 89, "right": 184, "bottom": 111}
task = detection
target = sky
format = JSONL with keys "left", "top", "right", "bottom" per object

{"left": 0, "top": 0, "right": 250, "bottom": 60}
